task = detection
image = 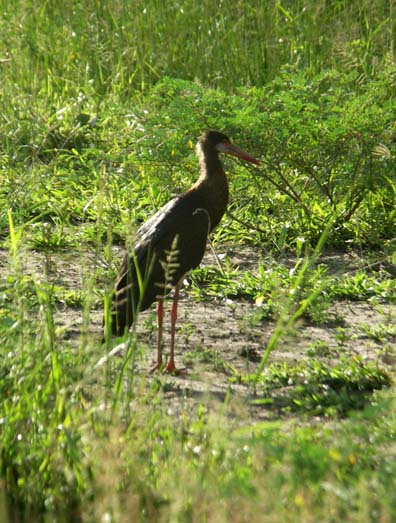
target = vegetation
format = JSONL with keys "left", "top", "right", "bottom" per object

{"left": 1, "top": 0, "right": 396, "bottom": 521}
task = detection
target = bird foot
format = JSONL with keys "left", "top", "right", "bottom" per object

{"left": 149, "top": 361, "right": 162, "bottom": 374}
{"left": 149, "top": 360, "right": 187, "bottom": 375}
{"left": 163, "top": 360, "right": 187, "bottom": 375}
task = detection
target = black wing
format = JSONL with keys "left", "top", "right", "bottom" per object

{"left": 110, "top": 192, "right": 211, "bottom": 335}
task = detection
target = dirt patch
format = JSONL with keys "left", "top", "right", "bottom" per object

{"left": 1, "top": 246, "right": 394, "bottom": 421}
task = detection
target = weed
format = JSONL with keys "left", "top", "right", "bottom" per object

{"left": 305, "top": 341, "right": 341, "bottom": 358}
{"left": 182, "top": 345, "right": 228, "bottom": 372}
{"left": 247, "top": 357, "right": 392, "bottom": 416}
{"left": 360, "top": 322, "right": 396, "bottom": 342}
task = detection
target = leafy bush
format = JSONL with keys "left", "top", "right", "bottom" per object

{"left": 115, "top": 70, "right": 396, "bottom": 246}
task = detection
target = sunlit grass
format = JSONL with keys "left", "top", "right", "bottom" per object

{"left": 1, "top": 0, "right": 396, "bottom": 521}
{"left": 1, "top": 0, "right": 394, "bottom": 97}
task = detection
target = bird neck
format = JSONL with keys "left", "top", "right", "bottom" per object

{"left": 196, "top": 141, "right": 228, "bottom": 184}
{"left": 193, "top": 143, "right": 229, "bottom": 231}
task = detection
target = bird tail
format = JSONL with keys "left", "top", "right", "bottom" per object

{"left": 102, "top": 250, "right": 157, "bottom": 341}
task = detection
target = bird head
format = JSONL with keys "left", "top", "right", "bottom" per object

{"left": 200, "top": 129, "right": 260, "bottom": 166}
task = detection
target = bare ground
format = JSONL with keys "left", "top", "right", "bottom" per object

{"left": 1, "top": 246, "right": 395, "bottom": 422}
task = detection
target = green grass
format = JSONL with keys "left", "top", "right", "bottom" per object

{"left": 1, "top": 0, "right": 396, "bottom": 521}
{"left": 241, "top": 357, "right": 392, "bottom": 416}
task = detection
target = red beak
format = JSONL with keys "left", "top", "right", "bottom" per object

{"left": 218, "top": 141, "right": 260, "bottom": 166}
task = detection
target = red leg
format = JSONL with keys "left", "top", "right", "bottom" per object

{"left": 150, "top": 298, "right": 164, "bottom": 373}
{"left": 164, "top": 281, "right": 186, "bottom": 374}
